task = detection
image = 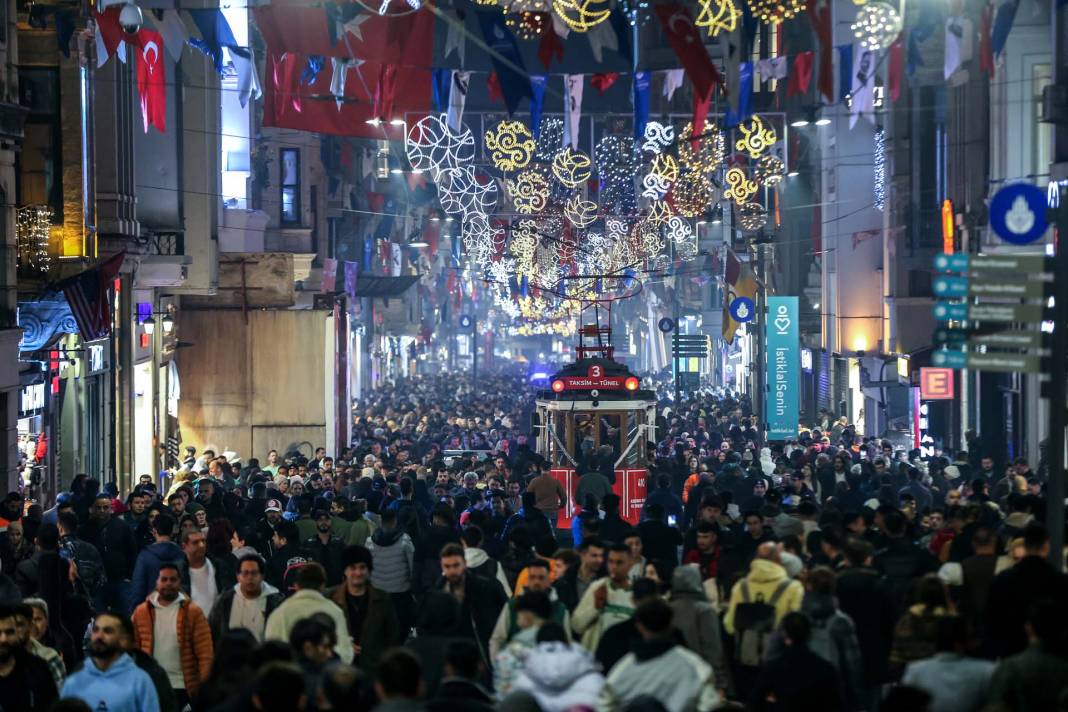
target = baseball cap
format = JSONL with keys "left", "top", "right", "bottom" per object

{"left": 265, "top": 499, "right": 282, "bottom": 512}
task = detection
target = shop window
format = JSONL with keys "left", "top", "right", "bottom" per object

{"left": 280, "top": 148, "right": 300, "bottom": 225}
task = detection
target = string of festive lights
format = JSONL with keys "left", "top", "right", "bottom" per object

{"left": 873, "top": 128, "right": 886, "bottom": 212}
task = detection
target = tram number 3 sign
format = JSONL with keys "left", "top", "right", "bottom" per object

{"left": 558, "top": 365, "right": 627, "bottom": 390}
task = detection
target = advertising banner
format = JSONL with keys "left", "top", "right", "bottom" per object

{"left": 766, "top": 296, "right": 799, "bottom": 440}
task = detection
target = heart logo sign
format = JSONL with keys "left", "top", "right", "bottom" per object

{"left": 774, "top": 305, "right": 791, "bottom": 334}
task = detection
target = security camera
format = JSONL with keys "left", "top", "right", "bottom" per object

{"left": 119, "top": 3, "right": 143, "bottom": 34}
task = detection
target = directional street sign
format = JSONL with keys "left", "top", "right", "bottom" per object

{"left": 933, "top": 275, "right": 1048, "bottom": 299}
{"left": 968, "top": 303, "right": 1048, "bottom": 323}
{"left": 933, "top": 328, "right": 1047, "bottom": 349}
{"left": 933, "top": 276, "right": 969, "bottom": 297}
{"left": 989, "top": 183, "right": 1050, "bottom": 245}
{"left": 932, "top": 349, "right": 1043, "bottom": 373}
{"left": 672, "top": 334, "right": 709, "bottom": 358}
{"left": 934, "top": 253, "right": 1050, "bottom": 273}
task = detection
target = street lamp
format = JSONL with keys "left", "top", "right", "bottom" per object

{"left": 142, "top": 316, "right": 156, "bottom": 335}
{"left": 161, "top": 314, "right": 174, "bottom": 335}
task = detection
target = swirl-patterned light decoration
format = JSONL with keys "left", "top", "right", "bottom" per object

{"left": 695, "top": 0, "right": 739, "bottom": 36}
{"left": 735, "top": 115, "right": 777, "bottom": 158}
{"left": 564, "top": 194, "right": 598, "bottom": 227}
{"left": 747, "top": 0, "right": 806, "bottom": 24}
{"left": 437, "top": 166, "right": 498, "bottom": 217}
{"left": 641, "top": 121, "right": 675, "bottom": 154}
{"left": 485, "top": 121, "right": 536, "bottom": 172}
{"left": 678, "top": 121, "right": 725, "bottom": 174}
{"left": 633, "top": 219, "right": 664, "bottom": 255}
{"left": 646, "top": 199, "right": 674, "bottom": 226}
{"left": 675, "top": 231, "right": 698, "bottom": 260}
{"left": 737, "top": 201, "right": 768, "bottom": 231}
{"left": 534, "top": 118, "right": 565, "bottom": 161}
{"left": 724, "top": 166, "right": 759, "bottom": 204}
{"left": 551, "top": 148, "right": 593, "bottom": 188}
{"left": 663, "top": 215, "right": 692, "bottom": 243}
{"left": 642, "top": 154, "right": 679, "bottom": 199}
{"left": 508, "top": 170, "right": 551, "bottom": 213}
{"left": 754, "top": 154, "right": 785, "bottom": 186}
{"left": 405, "top": 114, "right": 475, "bottom": 176}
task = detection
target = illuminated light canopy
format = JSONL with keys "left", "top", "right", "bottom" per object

{"left": 641, "top": 153, "right": 679, "bottom": 199}
{"left": 485, "top": 120, "right": 536, "bottom": 172}
{"left": 551, "top": 148, "right": 593, "bottom": 188}
{"left": 737, "top": 201, "right": 768, "bottom": 231}
{"left": 753, "top": 154, "right": 785, "bottom": 186}
{"left": 564, "top": 194, "right": 598, "bottom": 227}
{"left": 16, "top": 205, "right": 53, "bottom": 274}
{"left": 747, "top": 0, "right": 805, "bottom": 24}
{"left": 437, "top": 166, "right": 498, "bottom": 217}
{"left": 724, "top": 166, "right": 759, "bottom": 204}
{"left": 677, "top": 121, "right": 725, "bottom": 174}
{"left": 551, "top": 0, "right": 612, "bottom": 32}
{"left": 405, "top": 114, "right": 475, "bottom": 176}
{"left": 508, "top": 170, "right": 551, "bottom": 213}
{"left": 735, "top": 115, "right": 777, "bottom": 158}
{"left": 641, "top": 121, "right": 675, "bottom": 154}
{"left": 851, "top": 1, "right": 903, "bottom": 51}
{"left": 695, "top": 0, "right": 740, "bottom": 36}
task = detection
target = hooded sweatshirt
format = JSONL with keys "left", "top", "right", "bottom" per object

{"left": 723, "top": 558, "right": 804, "bottom": 636}
{"left": 465, "top": 546, "right": 512, "bottom": 598}
{"left": 512, "top": 641, "right": 605, "bottom": 712}
{"left": 129, "top": 540, "right": 185, "bottom": 610}
{"left": 669, "top": 564, "right": 730, "bottom": 692}
{"left": 61, "top": 653, "right": 161, "bottom": 712}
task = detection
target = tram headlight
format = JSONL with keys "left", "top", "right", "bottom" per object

{"left": 551, "top": 380, "right": 565, "bottom": 393}
{"left": 624, "top": 376, "right": 639, "bottom": 391}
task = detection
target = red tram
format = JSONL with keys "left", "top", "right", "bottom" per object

{"left": 533, "top": 324, "right": 657, "bottom": 527}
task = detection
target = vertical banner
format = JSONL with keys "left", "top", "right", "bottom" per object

{"left": 766, "top": 296, "right": 799, "bottom": 440}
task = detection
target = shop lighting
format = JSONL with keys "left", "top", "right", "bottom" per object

{"left": 790, "top": 117, "right": 810, "bottom": 128}
{"left": 815, "top": 116, "right": 832, "bottom": 126}
{"left": 142, "top": 316, "right": 156, "bottom": 335}
{"left": 365, "top": 118, "right": 382, "bottom": 127}
{"left": 389, "top": 118, "right": 405, "bottom": 127}
{"left": 787, "top": 170, "right": 799, "bottom": 177}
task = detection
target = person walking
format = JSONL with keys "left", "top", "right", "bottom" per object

{"left": 326, "top": 544, "right": 400, "bottom": 673}
{"left": 264, "top": 561, "right": 353, "bottom": 664}
{"left": 61, "top": 610, "right": 161, "bottom": 712}
{"left": 206, "top": 553, "right": 282, "bottom": 643}
{"left": 131, "top": 563, "right": 214, "bottom": 708}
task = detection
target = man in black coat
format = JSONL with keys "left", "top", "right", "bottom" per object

{"left": 78, "top": 493, "right": 138, "bottom": 611}
{"left": 874, "top": 509, "right": 939, "bottom": 613}
{"left": 437, "top": 543, "right": 507, "bottom": 662}
{"left": 637, "top": 503, "right": 683, "bottom": 571}
{"left": 835, "top": 537, "right": 897, "bottom": 710}
{"left": 748, "top": 612, "right": 843, "bottom": 712}
{"left": 985, "top": 523, "right": 1068, "bottom": 658}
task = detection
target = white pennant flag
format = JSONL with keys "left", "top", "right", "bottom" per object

{"left": 562, "top": 74, "right": 584, "bottom": 149}
{"left": 662, "top": 69, "right": 685, "bottom": 100}
{"left": 447, "top": 70, "right": 470, "bottom": 132}
{"left": 151, "top": 9, "right": 188, "bottom": 63}
{"left": 944, "top": 16, "right": 973, "bottom": 80}
{"left": 550, "top": 11, "right": 571, "bottom": 38}
{"left": 94, "top": 17, "right": 126, "bottom": 68}
{"left": 850, "top": 45, "right": 876, "bottom": 128}
{"left": 329, "top": 57, "right": 362, "bottom": 110}
{"left": 391, "top": 243, "right": 403, "bottom": 276}
{"left": 444, "top": 7, "right": 465, "bottom": 65}
{"left": 230, "top": 46, "right": 262, "bottom": 108}
{"left": 587, "top": 20, "right": 617, "bottom": 63}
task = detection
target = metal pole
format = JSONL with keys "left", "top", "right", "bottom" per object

{"left": 1048, "top": 0, "right": 1068, "bottom": 569}
{"left": 472, "top": 316, "right": 478, "bottom": 387}
{"left": 754, "top": 243, "right": 766, "bottom": 430}
{"left": 1048, "top": 190, "right": 1067, "bottom": 569}
{"left": 673, "top": 303, "right": 681, "bottom": 407}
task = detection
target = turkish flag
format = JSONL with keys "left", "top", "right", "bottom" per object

{"left": 654, "top": 4, "right": 721, "bottom": 100}
{"left": 131, "top": 30, "right": 165, "bottom": 133}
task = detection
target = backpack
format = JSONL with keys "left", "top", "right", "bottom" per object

{"left": 807, "top": 615, "right": 843, "bottom": 671}
{"left": 62, "top": 539, "right": 107, "bottom": 596}
{"left": 733, "top": 578, "right": 791, "bottom": 667}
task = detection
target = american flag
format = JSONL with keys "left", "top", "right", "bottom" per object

{"left": 59, "top": 252, "right": 125, "bottom": 342}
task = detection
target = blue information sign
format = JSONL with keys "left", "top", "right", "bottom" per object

{"left": 989, "top": 183, "right": 1049, "bottom": 245}
{"left": 765, "top": 296, "right": 799, "bottom": 441}
{"left": 729, "top": 297, "right": 755, "bottom": 323}
{"left": 458, "top": 314, "right": 473, "bottom": 328}
{"left": 932, "top": 349, "right": 967, "bottom": 369}
{"left": 933, "top": 276, "right": 969, "bottom": 297}
{"left": 933, "top": 302, "right": 968, "bottom": 321}
{"left": 933, "top": 253, "right": 970, "bottom": 272}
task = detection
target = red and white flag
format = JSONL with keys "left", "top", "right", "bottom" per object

{"left": 131, "top": 30, "right": 166, "bottom": 132}
{"left": 93, "top": 7, "right": 126, "bottom": 68}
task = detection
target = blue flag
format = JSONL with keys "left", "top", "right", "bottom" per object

{"left": 363, "top": 235, "right": 374, "bottom": 271}
{"left": 530, "top": 75, "right": 548, "bottom": 139}
{"left": 838, "top": 45, "right": 853, "bottom": 100}
{"left": 476, "top": 11, "right": 532, "bottom": 115}
{"left": 724, "top": 62, "right": 752, "bottom": 128}
{"left": 432, "top": 68, "right": 452, "bottom": 112}
{"left": 991, "top": 0, "right": 1020, "bottom": 58}
{"left": 633, "top": 72, "right": 651, "bottom": 141}
{"left": 187, "top": 8, "right": 238, "bottom": 73}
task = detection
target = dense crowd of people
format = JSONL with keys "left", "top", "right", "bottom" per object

{"left": 0, "top": 371, "right": 1065, "bottom": 712}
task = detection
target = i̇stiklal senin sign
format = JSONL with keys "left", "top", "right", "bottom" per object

{"left": 766, "top": 296, "right": 799, "bottom": 441}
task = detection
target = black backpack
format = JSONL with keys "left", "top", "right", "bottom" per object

{"left": 733, "top": 578, "right": 791, "bottom": 667}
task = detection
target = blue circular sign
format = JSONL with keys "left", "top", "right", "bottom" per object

{"left": 729, "top": 297, "right": 755, "bottom": 323}
{"left": 990, "top": 183, "right": 1049, "bottom": 245}
{"left": 458, "top": 314, "right": 473, "bottom": 328}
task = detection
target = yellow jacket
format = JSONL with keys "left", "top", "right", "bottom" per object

{"left": 723, "top": 559, "right": 804, "bottom": 635}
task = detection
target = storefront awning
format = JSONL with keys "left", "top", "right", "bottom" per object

{"left": 347, "top": 275, "right": 420, "bottom": 298}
